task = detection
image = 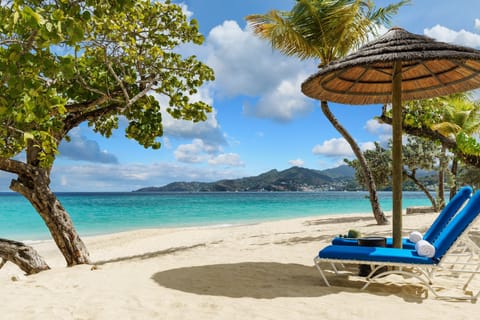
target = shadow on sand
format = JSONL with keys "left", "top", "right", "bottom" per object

{"left": 151, "top": 262, "right": 427, "bottom": 302}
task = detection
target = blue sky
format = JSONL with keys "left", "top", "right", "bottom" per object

{"left": 3, "top": 0, "right": 480, "bottom": 192}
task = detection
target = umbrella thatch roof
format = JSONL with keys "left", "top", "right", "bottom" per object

{"left": 302, "top": 27, "right": 480, "bottom": 105}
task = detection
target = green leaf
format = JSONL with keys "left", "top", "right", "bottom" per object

{"left": 23, "top": 132, "right": 34, "bottom": 143}
{"left": 457, "top": 132, "right": 480, "bottom": 156}
{"left": 13, "top": 11, "right": 19, "bottom": 25}
{"left": 23, "top": 6, "right": 44, "bottom": 25}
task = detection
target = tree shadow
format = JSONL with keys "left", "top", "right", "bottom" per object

{"left": 304, "top": 216, "right": 375, "bottom": 226}
{"left": 151, "top": 262, "right": 427, "bottom": 302}
{"left": 272, "top": 234, "right": 333, "bottom": 245}
{"left": 93, "top": 243, "right": 207, "bottom": 265}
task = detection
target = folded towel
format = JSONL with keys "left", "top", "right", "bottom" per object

{"left": 415, "top": 240, "right": 436, "bottom": 258}
{"left": 409, "top": 231, "right": 423, "bottom": 243}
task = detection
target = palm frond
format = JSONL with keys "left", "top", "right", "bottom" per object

{"left": 246, "top": 0, "right": 410, "bottom": 65}
{"left": 368, "top": 0, "right": 411, "bottom": 26}
{"left": 246, "top": 10, "right": 321, "bottom": 60}
{"left": 463, "top": 104, "right": 480, "bottom": 134}
{"left": 431, "top": 122, "right": 462, "bottom": 137}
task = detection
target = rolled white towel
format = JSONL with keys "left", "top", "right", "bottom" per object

{"left": 409, "top": 231, "right": 423, "bottom": 243}
{"left": 415, "top": 240, "right": 436, "bottom": 258}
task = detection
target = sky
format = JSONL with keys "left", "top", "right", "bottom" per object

{"left": 2, "top": 0, "right": 480, "bottom": 192}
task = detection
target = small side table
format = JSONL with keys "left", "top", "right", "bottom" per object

{"left": 357, "top": 237, "right": 387, "bottom": 276}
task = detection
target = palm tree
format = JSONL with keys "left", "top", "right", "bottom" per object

{"left": 246, "top": 0, "right": 409, "bottom": 224}
{"left": 431, "top": 95, "right": 480, "bottom": 199}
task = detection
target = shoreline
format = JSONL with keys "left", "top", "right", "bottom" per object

{"left": 22, "top": 211, "right": 388, "bottom": 244}
{"left": 23, "top": 211, "right": 369, "bottom": 244}
{"left": 2, "top": 211, "right": 479, "bottom": 319}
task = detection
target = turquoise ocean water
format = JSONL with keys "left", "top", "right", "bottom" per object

{"left": 0, "top": 191, "right": 432, "bottom": 241}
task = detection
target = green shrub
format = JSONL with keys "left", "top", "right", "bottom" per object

{"left": 339, "top": 229, "right": 362, "bottom": 238}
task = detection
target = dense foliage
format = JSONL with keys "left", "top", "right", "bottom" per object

{"left": 345, "top": 136, "right": 444, "bottom": 208}
{"left": 0, "top": 0, "right": 214, "bottom": 266}
{"left": 0, "top": 0, "right": 214, "bottom": 167}
{"left": 379, "top": 95, "right": 480, "bottom": 168}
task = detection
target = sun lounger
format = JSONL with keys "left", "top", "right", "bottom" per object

{"left": 314, "top": 189, "right": 480, "bottom": 302}
{"left": 331, "top": 186, "right": 473, "bottom": 249}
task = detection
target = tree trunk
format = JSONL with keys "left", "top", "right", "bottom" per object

{"left": 450, "top": 156, "right": 459, "bottom": 200}
{"left": 405, "top": 170, "right": 438, "bottom": 211}
{"left": 321, "top": 101, "right": 388, "bottom": 225}
{"left": 437, "top": 144, "right": 447, "bottom": 209}
{"left": 0, "top": 238, "right": 50, "bottom": 274}
{"left": 9, "top": 170, "right": 90, "bottom": 266}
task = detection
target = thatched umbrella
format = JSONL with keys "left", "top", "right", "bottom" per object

{"left": 302, "top": 27, "right": 480, "bottom": 248}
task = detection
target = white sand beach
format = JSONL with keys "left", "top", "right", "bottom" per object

{"left": 1, "top": 211, "right": 479, "bottom": 320}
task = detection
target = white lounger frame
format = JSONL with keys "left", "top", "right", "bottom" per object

{"left": 314, "top": 227, "right": 480, "bottom": 302}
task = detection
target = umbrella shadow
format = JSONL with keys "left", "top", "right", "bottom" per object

{"left": 151, "top": 262, "right": 426, "bottom": 302}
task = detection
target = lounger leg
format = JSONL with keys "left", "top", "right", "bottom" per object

{"left": 361, "top": 266, "right": 439, "bottom": 299}
{"left": 331, "top": 263, "right": 339, "bottom": 274}
{"left": 463, "top": 263, "right": 480, "bottom": 291}
{"left": 314, "top": 257, "right": 331, "bottom": 287}
{"left": 472, "top": 288, "right": 480, "bottom": 303}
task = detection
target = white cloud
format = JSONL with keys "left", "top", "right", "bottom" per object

{"left": 204, "top": 20, "right": 317, "bottom": 122}
{"left": 424, "top": 23, "right": 480, "bottom": 48}
{"left": 174, "top": 138, "right": 244, "bottom": 167}
{"left": 312, "top": 137, "right": 375, "bottom": 157}
{"left": 475, "top": 19, "right": 480, "bottom": 30}
{"left": 153, "top": 67, "right": 244, "bottom": 167}
{"left": 153, "top": 85, "right": 228, "bottom": 146}
{"left": 312, "top": 138, "right": 353, "bottom": 157}
{"left": 365, "top": 119, "right": 392, "bottom": 144}
{"left": 174, "top": 138, "right": 218, "bottom": 163}
{"left": 243, "top": 74, "right": 314, "bottom": 122}
{"left": 288, "top": 159, "right": 305, "bottom": 167}
{"left": 360, "top": 141, "right": 376, "bottom": 151}
{"left": 365, "top": 119, "right": 391, "bottom": 134}
{"left": 206, "top": 20, "right": 280, "bottom": 96}
{"left": 163, "top": 108, "right": 227, "bottom": 146}
{"left": 58, "top": 128, "right": 118, "bottom": 164}
{"left": 208, "top": 153, "right": 244, "bottom": 167}
{"left": 48, "top": 162, "right": 246, "bottom": 192}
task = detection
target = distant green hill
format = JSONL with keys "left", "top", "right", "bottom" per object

{"left": 320, "top": 165, "right": 355, "bottom": 178}
{"left": 133, "top": 164, "right": 441, "bottom": 192}
{"left": 134, "top": 165, "right": 356, "bottom": 192}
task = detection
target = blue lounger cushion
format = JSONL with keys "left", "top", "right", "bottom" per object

{"left": 432, "top": 190, "right": 480, "bottom": 260}
{"left": 319, "top": 245, "right": 434, "bottom": 265}
{"left": 423, "top": 186, "right": 473, "bottom": 243}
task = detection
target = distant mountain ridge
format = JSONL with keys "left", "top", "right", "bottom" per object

{"left": 134, "top": 165, "right": 356, "bottom": 192}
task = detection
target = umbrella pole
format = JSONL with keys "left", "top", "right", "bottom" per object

{"left": 392, "top": 61, "right": 403, "bottom": 249}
